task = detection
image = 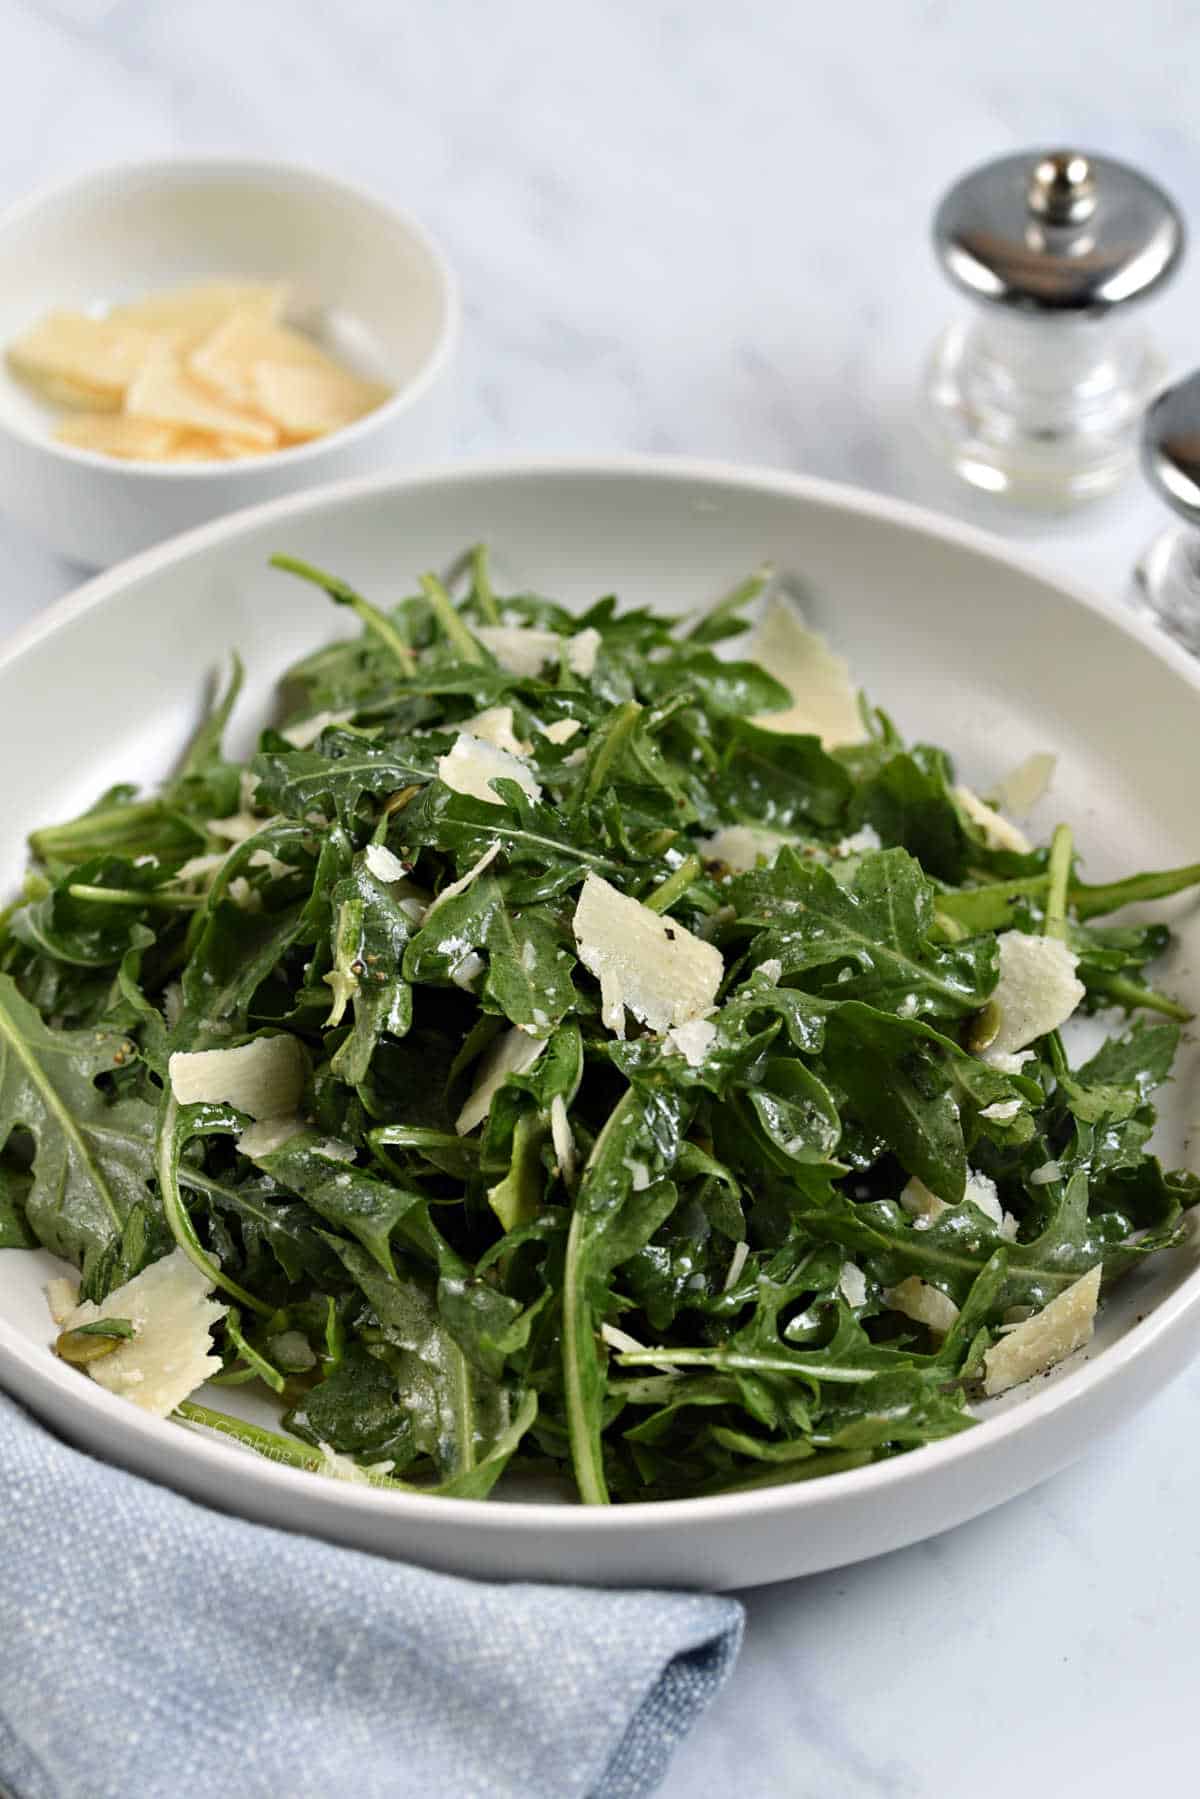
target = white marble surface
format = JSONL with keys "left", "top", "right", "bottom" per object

{"left": 1, "top": 0, "right": 1199, "bottom": 1792}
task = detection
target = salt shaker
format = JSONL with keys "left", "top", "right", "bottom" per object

{"left": 1133, "top": 372, "right": 1200, "bottom": 653}
{"left": 923, "top": 148, "right": 1184, "bottom": 507}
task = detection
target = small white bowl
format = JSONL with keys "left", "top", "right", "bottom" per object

{"left": 0, "top": 158, "right": 459, "bottom": 567}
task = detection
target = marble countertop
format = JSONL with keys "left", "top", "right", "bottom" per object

{"left": 1, "top": 0, "right": 1197, "bottom": 1791}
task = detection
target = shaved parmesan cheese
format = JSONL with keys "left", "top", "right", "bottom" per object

{"left": 169, "top": 1035, "right": 305, "bottom": 1120}
{"left": 550, "top": 1092, "right": 577, "bottom": 1185}
{"left": 540, "top": 717, "right": 581, "bottom": 745}
{"left": 476, "top": 625, "right": 600, "bottom": 680}
{"left": 364, "top": 842, "right": 407, "bottom": 883}
{"left": 900, "top": 1176, "right": 947, "bottom": 1227}
{"left": 62, "top": 1248, "right": 226, "bottom": 1416}
{"left": 757, "top": 958, "right": 783, "bottom": 985}
{"left": 127, "top": 347, "right": 277, "bottom": 446}
{"left": 317, "top": 1442, "right": 395, "bottom": 1484}
{"left": 964, "top": 1170, "right": 1002, "bottom": 1227}
{"left": 1030, "top": 1160, "right": 1062, "bottom": 1186}
{"left": 699, "top": 825, "right": 791, "bottom": 872}
{"left": 462, "top": 705, "right": 531, "bottom": 758}
{"left": 207, "top": 811, "right": 268, "bottom": 844}
{"left": 749, "top": 597, "right": 865, "bottom": 747}
{"left": 667, "top": 1016, "right": 718, "bottom": 1066}
{"left": 476, "top": 626, "right": 564, "bottom": 677}
{"left": 988, "top": 752, "right": 1056, "bottom": 820}
{"left": 884, "top": 1276, "right": 959, "bottom": 1337}
{"left": 248, "top": 847, "right": 298, "bottom": 882}
{"left": 173, "top": 852, "right": 227, "bottom": 884}
{"left": 600, "top": 1322, "right": 648, "bottom": 1355}
{"left": 839, "top": 1261, "right": 867, "bottom": 1308}
{"left": 566, "top": 628, "right": 601, "bottom": 677}
{"left": 437, "top": 732, "right": 542, "bottom": 807}
{"left": 451, "top": 950, "right": 486, "bottom": 990}
{"left": 282, "top": 708, "right": 354, "bottom": 749}
{"left": 982, "top": 934, "right": 1085, "bottom": 1064}
{"left": 45, "top": 1277, "right": 80, "bottom": 1325}
{"left": 237, "top": 1116, "right": 304, "bottom": 1159}
{"left": 834, "top": 825, "right": 883, "bottom": 858}
{"left": 722, "top": 1240, "right": 750, "bottom": 1292}
{"left": 572, "top": 873, "right": 723, "bottom": 1036}
{"left": 954, "top": 785, "right": 1032, "bottom": 855}
{"left": 456, "top": 1027, "right": 547, "bottom": 1135}
{"left": 227, "top": 876, "right": 261, "bottom": 913}
{"left": 982, "top": 1265, "right": 1101, "bottom": 1396}
{"left": 979, "top": 1099, "right": 1022, "bottom": 1122}
{"left": 426, "top": 841, "right": 502, "bottom": 918}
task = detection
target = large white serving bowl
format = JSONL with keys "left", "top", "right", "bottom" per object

{"left": 1, "top": 457, "right": 1198, "bottom": 1590}
{"left": 0, "top": 159, "right": 458, "bottom": 568}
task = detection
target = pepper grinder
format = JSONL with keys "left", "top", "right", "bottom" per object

{"left": 924, "top": 148, "right": 1185, "bottom": 507}
{"left": 1133, "top": 372, "right": 1200, "bottom": 653}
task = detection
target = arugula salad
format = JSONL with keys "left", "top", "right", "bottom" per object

{"left": 4, "top": 548, "right": 1199, "bottom": 1505}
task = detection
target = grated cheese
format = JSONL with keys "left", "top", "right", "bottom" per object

{"left": 954, "top": 785, "right": 1032, "bottom": 855}
{"left": 169, "top": 1034, "right": 306, "bottom": 1120}
{"left": 455, "top": 1026, "right": 547, "bottom": 1135}
{"left": 62, "top": 1248, "right": 226, "bottom": 1417}
{"left": 982, "top": 934, "right": 1084, "bottom": 1064}
{"left": 572, "top": 873, "right": 723, "bottom": 1036}
{"left": 982, "top": 1265, "right": 1101, "bottom": 1396}
{"left": 748, "top": 597, "right": 865, "bottom": 747}
{"left": 437, "top": 731, "right": 542, "bottom": 807}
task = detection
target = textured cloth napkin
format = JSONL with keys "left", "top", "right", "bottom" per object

{"left": 0, "top": 1391, "right": 742, "bottom": 1799}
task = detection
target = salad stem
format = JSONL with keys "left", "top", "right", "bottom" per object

{"left": 270, "top": 555, "right": 418, "bottom": 673}
{"left": 419, "top": 573, "right": 486, "bottom": 664}
{"left": 643, "top": 855, "right": 702, "bottom": 915}
{"left": 1043, "top": 825, "right": 1073, "bottom": 939}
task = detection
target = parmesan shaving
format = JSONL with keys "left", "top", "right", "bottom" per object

{"left": 436, "top": 732, "right": 542, "bottom": 807}
{"left": 426, "top": 841, "right": 502, "bottom": 918}
{"left": 572, "top": 873, "right": 723, "bottom": 1035}
{"left": 748, "top": 597, "right": 865, "bottom": 747}
{"left": 838, "top": 1261, "right": 867, "bottom": 1308}
{"left": 45, "top": 1276, "right": 80, "bottom": 1326}
{"left": 462, "top": 705, "right": 531, "bottom": 758}
{"left": 364, "top": 843, "right": 407, "bottom": 883}
{"left": 550, "top": 1092, "right": 577, "bottom": 1185}
{"left": 982, "top": 1265, "right": 1101, "bottom": 1396}
{"left": 666, "top": 1016, "right": 718, "bottom": 1066}
{"left": 884, "top": 1276, "right": 959, "bottom": 1337}
{"left": 988, "top": 752, "right": 1056, "bottom": 820}
{"left": 236, "top": 1115, "right": 304, "bottom": 1159}
{"left": 698, "top": 825, "right": 791, "bottom": 872}
{"left": 540, "top": 717, "right": 582, "bottom": 745}
{"left": 281, "top": 708, "right": 355, "bottom": 749}
{"left": 954, "top": 785, "right": 1032, "bottom": 855}
{"left": 600, "top": 1322, "right": 648, "bottom": 1355}
{"left": 455, "top": 1027, "right": 547, "bottom": 1135}
{"left": 722, "top": 1241, "right": 750, "bottom": 1292}
{"left": 61, "top": 1248, "right": 226, "bottom": 1417}
{"left": 169, "top": 1035, "right": 305, "bottom": 1120}
{"left": 982, "top": 933, "right": 1085, "bottom": 1064}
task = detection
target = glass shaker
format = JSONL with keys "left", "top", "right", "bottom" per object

{"left": 923, "top": 148, "right": 1184, "bottom": 507}
{"left": 1134, "top": 372, "right": 1200, "bottom": 653}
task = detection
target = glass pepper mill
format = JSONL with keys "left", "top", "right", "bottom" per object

{"left": 923, "top": 148, "right": 1185, "bottom": 507}
{"left": 1133, "top": 372, "right": 1200, "bottom": 653}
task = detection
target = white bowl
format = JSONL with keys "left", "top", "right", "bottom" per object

{"left": 1, "top": 457, "right": 1198, "bottom": 1590}
{"left": 0, "top": 158, "right": 458, "bottom": 568}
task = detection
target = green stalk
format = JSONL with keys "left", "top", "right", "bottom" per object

{"left": 573, "top": 701, "right": 643, "bottom": 812}
{"left": 175, "top": 1401, "right": 408, "bottom": 1486}
{"left": 157, "top": 1095, "right": 272, "bottom": 1315}
{"left": 29, "top": 802, "right": 182, "bottom": 863}
{"left": 1043, "top": 825, "right": 1073, "bottom": 939}
{"left": 470, "top": 543, "right": 502, "bottom": 625}
{"left": 270, "top": 555, "right": 417, "bottom": 672}
{"left": 66, "top": 884, "right": 204, "bottom": 911}
{"left": 1082, "top": 971, "right": 1191, "bottom": 1022}
{"left": 1073, "top": 861, "right": 1200, "bottom": 921}
{"left": 419, "top": 572, "right": 486, "bottom": 664}
{"left": 643, "top": 855, "right": 702, "bottom": 915}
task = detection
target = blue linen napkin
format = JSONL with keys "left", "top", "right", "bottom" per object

{"left": 0, "top": 1391, "right": 742, "bottom": 1799}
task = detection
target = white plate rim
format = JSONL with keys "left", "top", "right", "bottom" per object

{"left": 1, "top": 450, "right": 1198, "bottom": 1541}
